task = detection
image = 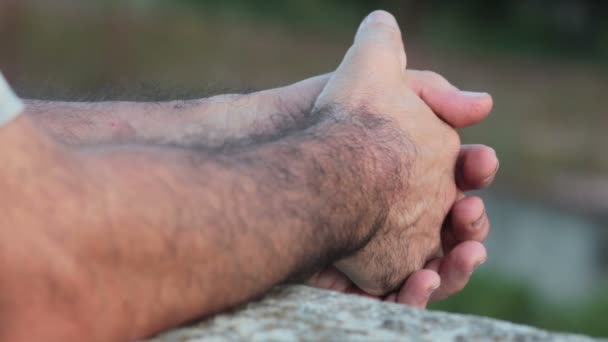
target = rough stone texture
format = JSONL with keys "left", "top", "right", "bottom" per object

{"left": 148, "top": 286, "right": 606, "bottom": 342}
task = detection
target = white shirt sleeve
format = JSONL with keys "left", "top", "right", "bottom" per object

{"left": 0, "top": 72, "right": 24, "bottom": 127}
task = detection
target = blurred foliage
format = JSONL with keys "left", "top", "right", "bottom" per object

{"left": 430, "top": 272, "right": 608, "bottom": 338}
{"left": 2, "top": 0, "right": 607, "bottom": 337}
{"left": 175, "top": 0, "right": 359, "bottom": 22}
{"left": 174, "top": 0, "right": 608, "bottom": 61}
{"left": 159, "top": 7, "right": 608, "bottom": 337}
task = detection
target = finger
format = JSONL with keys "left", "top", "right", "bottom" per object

{"left": 430, "top": 241, "right": 486, "bottom": 301}
{"left": 441, "top": 218, "right": 460, "bottom": 254}
{"left": 455, "top": 144, "right": 499, "bottom": 191}
{"left": 314, "top": 11, "right": 406, "bottom": 108}
{"left": 271, "top": 69, "right": 493, "bottom": 129}
{"left": 407, "top": 70, "right": 493, "bottom": 128}
{"left": 396, "top": 269, "right": 441, "bottom": 308}
{"left": 347, "top": 287, "right": 382, "bottom": 300}
{"left": 442, "top": 194, "right": 490, "bottom": 253}
{"left": 353, "top": 10, "right": 406, "bottom": 71}
{"left": 424, "top": 258, "right": 442, "bottom": 272}
{"left": 450, "top": 196, "right": 490, "bottom": 242}
{"left": 384, "top": 293, "right": 398, "bottom": 303}
{"left": 315, "top": 10, "right": 409, "bottom": 109}
{"left": 307, "top": 266, "right": 353, "bottom": 293}
{"left": 323, "top": 10, "right": 406, "bottom": 99}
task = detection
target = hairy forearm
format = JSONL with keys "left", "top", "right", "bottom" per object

{"left": 25, "top": 98, "right": 211, "bottom": 146}
{"left": 24, "top": 75, "right": 329, "bottom": 149}
{"left": 0, "top": 117, "right": 100, "bottom": 341}
{"left": 24, "top": 92, "right": 306, "bottom": 149}
{"left": 2, "top": 107, "right": 394, "bottom": 340}
{"left": 73, "top": 112, "right": 389, "bottom": 340}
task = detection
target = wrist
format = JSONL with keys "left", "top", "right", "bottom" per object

{"left": 249, "top": 109, "right": 399, "bottom": 260}
{"left": 308, "top": 107, "right": 413, "bottom": 254}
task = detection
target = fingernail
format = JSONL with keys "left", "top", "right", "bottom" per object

{"left": 366, "top": 10, "right": 398, "bottom": 28}
{"left": 482, "top": 159, "right": 500, "bottom": 185}
{"left": 472, "top": 209, "right": 486, "bottom": 229}
{"left": 461, "top": 91, "right": 489, "bottom": 98}
{"left": 482, "top": 174, "right": 496, "bottom": 186}
{"left": 427, "top": 284, "right": 440, "bottom": 296}
{"left": 469, "top": 259, "right": 486, "bottom": 276}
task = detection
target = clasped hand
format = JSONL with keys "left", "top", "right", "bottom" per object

{"left": 301, "top": 11, "right": 497, "bottom": 306}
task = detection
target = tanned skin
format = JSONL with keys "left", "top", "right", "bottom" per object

{"left": 25, "top": 71, "right": 495, "bottom": 302}
{"left": 0, "top": 11, "right": 497, "bottom": 341}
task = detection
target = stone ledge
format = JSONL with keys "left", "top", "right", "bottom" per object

{"left": 147, "top": 286, "right": 605, "bottom": 342}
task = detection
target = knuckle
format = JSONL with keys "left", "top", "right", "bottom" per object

{"left": 443, "top": 129, "right": 461, "bottom": 155}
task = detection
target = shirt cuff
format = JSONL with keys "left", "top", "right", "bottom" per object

{"left": 0, "top": 72, "right": 24, "bottom": 127}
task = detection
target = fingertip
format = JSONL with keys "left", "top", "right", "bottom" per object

{"left": 482, "top": 154, "right": 500, "bottom": 187}
{"left": 384, "top": 293, "right": 397, "bottom": 303}
{"left": 338, "top": 9, "right": 407, "bottom": 84}
{"left": 451, "top": 197, "right": 489, "bottom": 242}
{"left": 364, "top": 10, "right": 399, "bottom": 28}
{"left": 476, "top": 146, "right": 499, "bottom": 188}
{"left": 461, "top": 91, "right": 493, "bottom": 106}
{"left": 459, "top": 90, "right": 494, "bottom": 117}
{"left": 448, "top": 241, "right": 487, "bottom": 271}
{"left": 451, "top": 196, "right": 486, "bottom": 235}
{"left": 397, "top": 269, "right": 441, "bottom": 308}
{"left": 427, "top": 271, "right": 442, "bottom": 292}
{"left": 460, "top": 91, "right": 489, "bottom": 98}
{"left": 457, "top": 145, "right": 499, "bottom": 190}
{"left": 424, "top": 258, "right": 442, "bottom": 272}
{"left": 438, "top": 241, "right": 486, "bottom": 285}
{"left": 418, "top": 87, "right": 490, "bottom": 128}
{"left": 479, "top": 92, "right": 494, "bottom": 112}
{"left": 430, "top": 241, "right": 486, "bottom": 301}
{"left": 357, "top": 10, "right": 401, "bottom": 43}
{"left": 406, "top": 70, "right": 494, "bottom": 128}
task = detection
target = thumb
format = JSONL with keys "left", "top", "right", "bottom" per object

{"left": 352, "top": 10, "right": 407, "bottom": 73}
{"left": 316, "top": 11, "right": 407, "bottom": 107}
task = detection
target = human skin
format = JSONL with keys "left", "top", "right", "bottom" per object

{"left": 0, "top": 11, "right": 496, "bottom": 341}
{"left": 26, "top": 70, "right": 495, "bottom": 306}
{"left": 26, "top": 69, "right": 496, "bottom": 306}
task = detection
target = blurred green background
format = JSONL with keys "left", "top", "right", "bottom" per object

{"left": 1, "top": 0, "right": 607, "bottom": 337}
